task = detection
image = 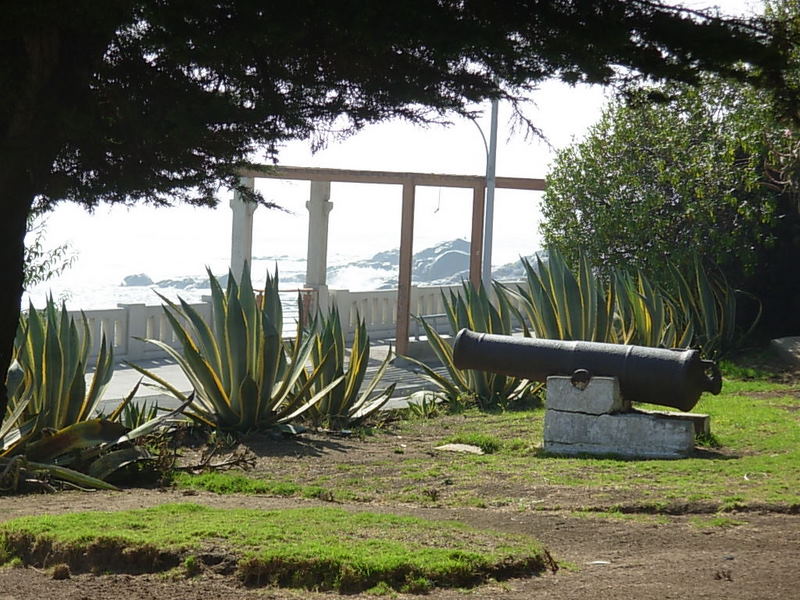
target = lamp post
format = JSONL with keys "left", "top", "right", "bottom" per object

{"left": 481, "top": 98, "right": 499, "bottom": 288}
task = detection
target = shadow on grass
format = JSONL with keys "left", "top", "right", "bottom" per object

{"left": 240, "top": 433, "right": 357, "bottom": 458}
{"left": 533, "top": 447, "right": 740, "bottom": 461}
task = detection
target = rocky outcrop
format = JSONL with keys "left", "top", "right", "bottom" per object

{"left": 121, "top": 273, "right": 153, "bottom": 286}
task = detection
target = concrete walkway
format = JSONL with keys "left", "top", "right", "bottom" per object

{"left": 94, "top": 342, "right": 444, "bottom": 414}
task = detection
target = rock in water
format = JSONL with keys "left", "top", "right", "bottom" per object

{"left": 155, "top": 277, "right": 203, "bottom": 290}
{"left": 121, "top": 273, "right": 153, "bottom": 286}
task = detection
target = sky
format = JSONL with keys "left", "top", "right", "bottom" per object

{"left": 27, "top": 0, "right": 761, "bottom": 306}
{"left": 32, "top": 78, "right": 610, "bottom": 304}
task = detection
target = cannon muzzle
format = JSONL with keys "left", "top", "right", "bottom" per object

{"left": 452, "top": 329, "right": 721, "bottom": 412}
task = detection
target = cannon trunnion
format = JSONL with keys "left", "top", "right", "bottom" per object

{"left": 452, "top": 329, "right": 722, "bottom": 412}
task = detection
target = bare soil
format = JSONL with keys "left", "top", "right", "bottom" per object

{"left": 0, "top": 488, "right": 797, "bottom": 600}
{"left": 2, "top": 365, "right": 799, "bottom": 600}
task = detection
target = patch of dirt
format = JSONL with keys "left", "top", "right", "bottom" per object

{"left": 3, "top": 533, "right": 180, "bottom": 576}
{"left": 168, "top": 415, "right": 785, "bottom": 513}
{"left": 746, "top": 388, "right": 800, "bottom": 399}
{"left": 0, "top": 489, "right": 798, "bottom": 599}
{"left": 1, "top": 404, "right": 798, "bottom": 600}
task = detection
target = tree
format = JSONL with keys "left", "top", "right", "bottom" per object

{"left": 1, "top": 0, "right": 798, "bottom": 426}
{"left": 540, "top": 24, "right": 800, "bottom": 336}
{"left": 24, "top": 211, "right": 75, "bottom": 289}
{"left": 541, "top": 80, "right": 779, "bottom": 273}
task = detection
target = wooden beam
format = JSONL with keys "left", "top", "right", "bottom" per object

{"left": 396, "top": 180, "right": 416, "bottom": 356}
{"left": 469, "top": 185, "right": 485, "bottom": 289}
{"left": 239, "top": 165, "right": 545, "bottom": 191}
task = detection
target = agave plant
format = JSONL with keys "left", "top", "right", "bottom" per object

{"left": 130, "top": 266, "right": 342, "bottom": 432}
{"left": 0, "top": 392, "right": 190, "bottom": 492}
{"left": 303, "top": 308, "right": 395, "bottom": 430}
{"left": 504, "top": 250, "right": 616, "bottom": 342}
{"left": 1, "top": 298, "right": 117, "bottom": 464}
{"left": 408, "top": 281, "right": 539, "bottom": 409}
{"left": 666, "top": 259, "right": 757, "bottom": 358}
{"left": 1, "top": 301, "right": 170, "bottom": 491}
{"left": 613, "top": 269, "right": 694, "bottom": 349}
{"left": 120, "top": 398, "right": 160, "bottom": 430}
{"left": 505, "top": 248, "right": 747, "bottom": 357}
{"left": 6, "top": 298, "right": 114, "bottom": 437}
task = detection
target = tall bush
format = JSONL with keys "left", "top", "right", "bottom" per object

{"left": 540, "top": 65, "right": 800, "bottom": 337}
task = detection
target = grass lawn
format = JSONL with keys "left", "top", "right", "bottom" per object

{"left": 174, "top": 374, "right": 800, "bottom": 512}
{"left": 0, "top": 363, "right": 797, "bottom": 595}
{"left": 0, "top": 503, "right": 551, "bottom": 593}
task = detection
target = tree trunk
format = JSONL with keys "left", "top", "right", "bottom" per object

{"left": 0, "top": 173, "right": 35, "bottom": 430}
{"left": 0, "top": 29, "right": 66, "bottom": 431}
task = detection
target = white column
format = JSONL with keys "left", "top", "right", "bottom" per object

{"left": 118, "top": 303, "right": 147, "bottom": 361}
{"left": 305, "top": 181, "right": 333, "bottom": 310}
{"left": 229, "top": 176, "right": 256, "bottom": 279}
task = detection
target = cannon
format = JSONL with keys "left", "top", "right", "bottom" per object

{"left": 452, "top": 329, "right": 722, "bottom": 412}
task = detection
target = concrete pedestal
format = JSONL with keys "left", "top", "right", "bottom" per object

{"left": 542, "top": 376, "right": 708, "bottom": 459}
{"left": 546, "top": 376, "right": 630, "bottom": 415}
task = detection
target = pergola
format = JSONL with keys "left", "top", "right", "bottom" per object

{"left": 231, "top": 165, "right": 545, "bottom": 355}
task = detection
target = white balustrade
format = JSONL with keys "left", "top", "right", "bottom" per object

{"left": 328, "top": 282, "right": 525, "bottom": 342}
{"left": 67, "top": 282, "right": 526, "bottom": 361}
{"left": 72, "top": 301, "right": 212, "bottom": 363}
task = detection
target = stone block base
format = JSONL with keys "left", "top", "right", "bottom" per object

{"left": 546, "top": 376, "right": 630, "bottom": 415}
{"left": 635, "top": 409, "right": 710, "bottom": 436}
{"left": 543, "top": 410, "right": 696, "bottom": 459}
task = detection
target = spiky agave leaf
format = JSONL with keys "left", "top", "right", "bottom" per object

{"left": 343, "top": 340, "right": 393, "bottom": 424}
{"left": 0, "top": 397, "right": 31, "bottom": 456}
{"left": 410, "top": 281, "right": 536, "bottom": 409}
{"left": 26, "top": 461, "right": 120, "bottom": 491}
{"left": 414, "top": 315, "right": 470, "bottom": 392}
{"left": 305, "top": 309, "right": 397, "bottom": 430}
{"left": 24, "top": 420, "right": 128, "bottom": 462}
{"left": 131, "top": 265, "right": 332, "bottom": 432}
{"left": 87, "top": 447, "right": 153, "bottom": 481}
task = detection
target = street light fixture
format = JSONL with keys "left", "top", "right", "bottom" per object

{"left": 469, "top": 98, "right": 500, "bottom": 288}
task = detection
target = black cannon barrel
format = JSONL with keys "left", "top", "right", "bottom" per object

{"left": 452, "top": 329, "right": 722, "bottom": 412}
